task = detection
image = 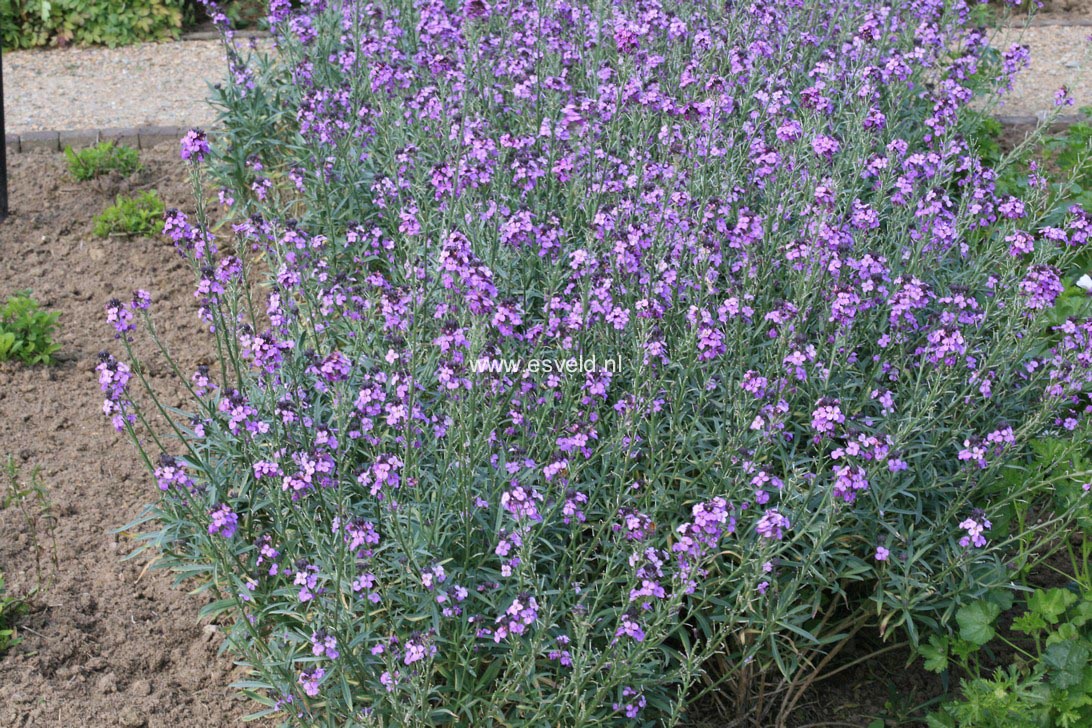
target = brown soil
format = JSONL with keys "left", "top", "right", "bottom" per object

{"left": 0, "top": 147, "right": 252, "bottom": 727}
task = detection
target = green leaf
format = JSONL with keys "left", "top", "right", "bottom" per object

{"left": 957, "top": 600, "right": 1001, "bottom": 647}
{"left": 920, "top": 634, "right": 950, "bottom": 673}
{"left": 1043, "top": 641, "right": 1090, "bottom": 690}
{"left": 1072, "top": 599, "right": 1092, "bottom": 628}
{"left": 1012, "top": 610, "right": 1047, "bottom": 636}
{"left": 925, "top": 712, "right": 956, "bottom": 728}
{"left": 1029, "top": 588, "right": 1078, "bottom": 625}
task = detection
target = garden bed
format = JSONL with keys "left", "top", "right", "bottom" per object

{"left": 4, "top": 1, "right": 1092, "bottom": 724}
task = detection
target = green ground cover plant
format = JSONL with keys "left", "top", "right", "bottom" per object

{"left": 924, "top": 560, "right": 1092, "bottom": 726}
{"left": 65, "top": 142, "right": 142, "bottom": 182}
{"left": 93, "top": 191, "right": 166, "bottom": 238}
{"left": 99, "top": 0, "right": 1092, "bottom": 725}
{"left": 0, "top": 292, "right": 60, "bottom": 365}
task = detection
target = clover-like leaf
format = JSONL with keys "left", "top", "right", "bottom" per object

{"left": 1029, "top": 588, "right": 1078, "bottom": 626}
{"left": 957, "top": 600, "right": 1001, "bottom": 647}
{"left": 920, "top": 634, "right": 949, "bottom": 673}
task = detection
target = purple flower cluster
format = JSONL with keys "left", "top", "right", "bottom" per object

{"left": 180, "top": 128, "right": 210, "bottom": 163}
{"left": 155, "top": 454, "right": 195, "bottom": 492}
{"left": 613, "top": 687, "right": 647, "bottom": 719}
{"left": 491, "top": 594, "right": 538, "bottom": 643}
{"left": 755, "top": 509, "right": 791, "bottom": 541}
{"left": 208, "top": 503, "right": 239, "bottom": 538}
{"left": 96, "top": 352, "right": 134, "bottom": 432}
{"left": 958, "top": 511, "right": 992, "bottom": 549}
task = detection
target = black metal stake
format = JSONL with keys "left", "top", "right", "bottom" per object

{"left": 0, "top": 42, "right": 8, "bottom": 221}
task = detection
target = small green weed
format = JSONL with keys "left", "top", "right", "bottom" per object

{"left": 0, "top": 292, "right": 60, "bottom": 365}
{"left": 64, "top": 141, "right": 141, "bottom": 181}
{"left": 93, "top": 190, "right": 165, "bottom": 238}
{"left": 0, "top": 572, "right": 28, "bottom": 654}
{"left": 923, "top": 584, "right": 1092, "bottom": 728}
{"left": 3, "top": 456, "right": 58, "bottom": 588}
{"left": 0, "top": 458, "right": 57, "bottom": 655}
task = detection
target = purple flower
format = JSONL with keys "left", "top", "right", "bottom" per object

{"left": 493, "top": 594, "right": 538, "bottom": 642}
{"left": 311, "top": 630, "right": 339, "bottom": 660}
{"left": 832, "top": 465, "right": 869, "bottom": 504}
{"left": 180, "top": 128, "right": 210, "bottom": 163}
{"left": 500, "top": 482, "right": 543, "bottom": 522}
{"left": 811, "top": 398, "right": 845, "bottom": 437}
{"left": 421, "top": 563, "right": 446, "bottom": 590}
{"left": 131, "top": 290, "right": 152, "bottom": 310}
{"left": 294, "top": 563, "right": 321, "bottom": 602}
{"left": 318, "top": 350, "right": 351, "bottom": 382}
{"left": 615, "top": 613, "right": 646, "bottom": 642}
{"left": 673, "top": 497, "right": 735, "bottom": 563}
{"left": 614, "top": 508, "right": 655, "bottom": 541}
{"left": 755, "top": 508, "right": 791, "bottom": 540}
{"left": 613, "top": 687, "right": 647, "bottom": 719}
{"left": 958, "top": 511, "right": 991, "bottom": 549}
{"left": 811, "top": 134, "right": 840, "bottom": 160}
{"left": 299, "top": 667, "right": 325, "bottom": 697}
{"left": 1055, "top": 86, "right": 1074, "bottom": 107}
{"left": 96, "top": 352, "right": 134, "bottom": 432}
{"left": 155, "top": 454, "right": 195, "bottom": 491}
{"left": 208, "top": 503, "right": 238, "bottom": 538}
{"left": 1020, "top": 266, "right": 1064, "bottom": 311}
{"left": 105, "top": 298, "right": 134, "bottom": 336}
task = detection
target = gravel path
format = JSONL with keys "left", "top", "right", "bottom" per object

{"left": 3, "top": 41, "right": 229, "bottom": 133}
{"left": 995, "top": 24, "right": 1092, "bottom": 117}
{"left": 0, "top": 24, "right": 1090, "bottom": 136}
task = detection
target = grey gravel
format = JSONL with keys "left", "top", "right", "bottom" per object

{"left": 3, "top": 40, "right": 232, "bottom": 134}
{"left": 993, "top": 25, "right": 1092, "bottom": 116}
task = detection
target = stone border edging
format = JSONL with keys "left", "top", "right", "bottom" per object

{"left": 1026, "top": 18, "right": 1092, "bottom": 27}
{"left": 180, "top": 29, "right": 271, "bottom": 41}
{"left": 994, "top": 113, "right": 1085, "bottom": 126}
{"left": 3, "top": 125, "right": 192, "bottom": 153}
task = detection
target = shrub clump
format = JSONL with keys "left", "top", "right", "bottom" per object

{"left": 0, "top": 0, "right": 267, "bottom": 49}
{"left": 65, "top": 142, "right": 141, "bottom": 181}
{"left": 93, "top": 191, "right": 165, "bottom": 238}
{"left": 0, "top": 292, "right": 59, "bottom": 365}
{"left": 104, "top": 0, "right": 1092, "bottom": 725}
{"left": 0, "top": 0, "right": 184, "bottom": 49}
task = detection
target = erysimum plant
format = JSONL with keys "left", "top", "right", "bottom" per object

{"left": 102, "top": 0, "right": 1092, "bottom": 725}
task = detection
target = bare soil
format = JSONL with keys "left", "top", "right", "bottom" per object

{"left": 0, "top": 147, "right": 252, "bottom": 728}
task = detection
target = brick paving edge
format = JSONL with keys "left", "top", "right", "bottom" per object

{"left": 4, "top": 125, "right": 197, "bottom": 153}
